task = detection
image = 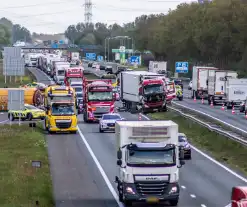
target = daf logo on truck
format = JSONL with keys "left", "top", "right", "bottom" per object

{"left": 146, "top": 177, "right": 158, "bottom": 181}
{"left": 234, "top": 90, "right": 245, "bottom": 95}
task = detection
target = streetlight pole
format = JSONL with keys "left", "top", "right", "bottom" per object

{"left": 107, "top": 38, "right": 110, "bottom": 62}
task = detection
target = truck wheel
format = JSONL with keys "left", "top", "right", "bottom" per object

{"left": 99, "top": 127, "right": 103, "bottom": 133}
{"left": 27, "top": 113, "right": 33, "bottom": 121}
{"left": 8, "top": 113, "right": 15, "bottom": 121}
{"left": 123, "top": 200, "right": 132, "bottom": 206}
{"left": 83, "top": 111, "right": 88, "bottom": 123}
{"left": 170, "top": 199, "right": 179, "bottom": 206}
{"left": 178, "top": 97, "right": 183, "bottom": 101}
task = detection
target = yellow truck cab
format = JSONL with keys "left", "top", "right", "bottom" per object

{"left": 44, "top": 85, "right": 77, "bottom": 133}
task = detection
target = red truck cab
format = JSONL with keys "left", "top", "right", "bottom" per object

{"left": 83, "top": 79, "right": 115, "bottom": 122}
{"left": 64, "top": 67, "right": 84, "bottom": 86}
{"left": 232, "top": 186, "right": 247, "bottom": 207}
{"left": 140, "top": 78, "right": 167, "bottom": 112}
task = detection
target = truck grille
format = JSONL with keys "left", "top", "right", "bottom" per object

{"left": 95, "top": 106, "right": 110, "bottom": 113}
{"left": 55, "top": 120, "right": 71, "bottom": 129}
{"left": 135, "top": 181, "right": 168, "bottom": 196}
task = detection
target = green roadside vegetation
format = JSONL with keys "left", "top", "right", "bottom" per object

{"left": 84, "top": 73, "right": 101, "bottom": 79}
{"left": 128, "top": 65, "right": 147, "bottom": 71}
{"left": 150, "top": 111, "right": 247, "bottom": 176}
{"left": 0, "top": 123, "right": 54, "bottom": 207}
{"left": 0, "top": 60, "right": 36, "bottom": 88}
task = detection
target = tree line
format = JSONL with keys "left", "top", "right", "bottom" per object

{"left": 65, "top": 0, "right": 247, "bottom": 76}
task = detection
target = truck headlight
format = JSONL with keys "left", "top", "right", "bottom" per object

{"left": 126, "top": 187, "right": 135, "bottom": 194}
{"left": 169, "top": 186, "right": 178, "bottom": 194}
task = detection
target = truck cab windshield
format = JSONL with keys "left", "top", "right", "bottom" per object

{"left": 127, "top": 149, "right": 175, "bottom": 166}
{"left": 88, "top": 91, "right": 113, "bottom": 101}
{"left": 143, "top": 84, "right": 163, "bottom": 94}
{"left": 51, "top": 104, "right": 74, "bottom": 115}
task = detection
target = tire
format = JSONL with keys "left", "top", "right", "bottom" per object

{"left": 99, "top": 127, "right": 103, "bottom": 133}
{"left": 123, "top": 200, "right": 132, "bottom": 206}
{"left": 8, "top": 113, "right": 15, "bottom": 121}
{"left": 71, "top": 131, "right": 77, "bottom": 134}
{"left": 83, "top": 111, "right": 88, "bottom": 123}
{"left": 27, "top": 113, "right": 32, "bottom": 121}
{"left": 170, "top": 199, "right": 179, "bottom": 206}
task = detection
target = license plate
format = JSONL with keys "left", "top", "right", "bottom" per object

{"left": 146, "top": 196, "right": 159, "bottom": 203}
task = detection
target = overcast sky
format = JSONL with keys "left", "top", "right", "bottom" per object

{"left": 0, "top": 0, "right": 195, "bottom": 34}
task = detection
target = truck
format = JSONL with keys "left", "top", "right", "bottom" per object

{"left": 54, "top": 62, "right": 70, "bottom": 85}
{"left": 83, "top": 79, "right": 115, "bottom": 122}
{"left": 191, "top": 66, "right": 218, "bottom": 99}
{"left": 208, "top": 70, "right": 238, "bottom": 105}
{"left": 50, "top": 59, "right": 66, "bottom": 79}
{"left": 115, "top": 120, "right": 185, "bottom": 206}
{"left": 44, "top": 85, "right": 77, "bottom": 133}
{"left": 231, "top": 186, "right": 247, "bottom": 207}
{"left": 64, "top": 67, "right": 84, "bottom": 86}
{"left": 25, "top": 53, "right": 41, "bottom": 67}
{"left": 120, "top": 71, "right": 167, "bottom": 113}
{"left": 148, "top": 61, "right": 167, "bottom": 74}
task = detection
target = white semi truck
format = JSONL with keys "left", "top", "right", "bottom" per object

{"left": 54, "top": 62, "right": 70, "bottom": 85}
{"left": 191, "top": 66, "right": 218, "bottom": 99}
{"left": 207, "top": 70, "right": 238, "bottom": 106}
{"left": 148, "top": 61, "right": 167, "bottom": 74}
{"left": 120, "top": 71, "right": 167, "bottom": 113}
{"left": 115, "top": 120, "right": 185, "bottom": 206}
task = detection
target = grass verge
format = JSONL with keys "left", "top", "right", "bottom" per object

{"left": 128, "top": 66, "right": 147, "bottom": 71}
{"left": 150, "top": 111, "right": 247, "bottom": 176}
{"left": 0, "top": 123, "right": 54, "bottom": 207}
{"left": 0, "top": 60, "right": 36, "bottom": 87}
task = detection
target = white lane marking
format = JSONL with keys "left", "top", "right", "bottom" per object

{"left": 172, "top": 101, "right": 247, "bottom": 134}
{"left": 0, "top": 112, "right": 3, "bottom": 114}
{"left": 201, "top": 204, "right": 207, "bottom": 207}
{"left": 190, "top": 194, "right": 196, "bottom": 198}
{"left": 0, "top": 120, "right": 8, "bottom": 123}
{"left": 77, "top": 127, "right": 124, "bottom": 207}
{"left": 225, "top": 203, "right": 231, "bottom": 207}
{"left": 140, "top": 113, "right": 247, "bottom": 183}
{"left": 181, "top": 185, "right": 186, "bottom": 189}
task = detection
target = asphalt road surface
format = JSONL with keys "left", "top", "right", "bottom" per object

{"left": 28, "top": 67, "right": 118, "bottom": 207}
{"left": 29, "top": 66, "right": 247, "bottom": 207}
{"left": 0, "top": 112, "right": 8, "bottom": 124}
{"left": 84, "top": 64, "right": 247, "bottom": 207}
{"left": 176, "top": 87, "right": 247, "bottom": 131}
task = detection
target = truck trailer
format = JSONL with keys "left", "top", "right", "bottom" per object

{"left": 115, "top": 120, "right": 185, "bottom": 206}
{"left": 191, "top": 66, "right": 218, "bottom": 99}
{"left": 207, "top": 70, "right": 238, "bottom": 105}
{"left": 120, "top": 71, "right": 167, "bottom": 113}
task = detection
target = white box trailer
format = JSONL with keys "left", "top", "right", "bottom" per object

{"left": 192, "top": 66, "right": 218, "bottom": 99}
{"left": 208, "top": 70, "right": 237, "bottom": 105}
{"left": 120, "top": 71, "right": 167, "bottom": 113}
{"left": 115, "top": 120, "right": 184, "bottom": 206}
{"left": 225, "top": 79, "right": 247, "bottom": 107}
{"left": 54, "top": 62, "right": 70, "bottom": 85}
{"left": 148, "top": 61, "right": 167, "bottom": 74}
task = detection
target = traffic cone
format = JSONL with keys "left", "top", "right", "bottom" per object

{"left": 232, "top": 106, "right": 235, "bottom": 114}
{"left": 138, "top": 113, "right": 142, "bottom": 121}
{"left": 221, "top": 104, "right": 225, "bottom": 111}
{"left": 210, "top": 101, "right": 213, "bottom": 107}
{"left": 193, "top": 97, "right": 196, "bottom": 102}
{"left": 201, "top": 97, "right": 204, "bottom": 104}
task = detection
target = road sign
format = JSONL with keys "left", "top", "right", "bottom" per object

{"left": 112, "top": 49, "right": 133, "bottom": 53}
{"left": 4, "top": 47, "right": 22, "bottom": 57}
{"left": 3, "top": 57, "right": 25, "bottom": 76}
{"left": 119, "top": 46, "right": 125, "bottom": 53}
{"left": 130, "top": 56, "right": 141, "bottom": 65}
{"left": 86, "top": 53, "right": 96, "bottom": 60}
{"left": 97, "top": 56, "right": 103, "bottom": 61}
{"left": 8, "top": 89, "right": 25, "bottom": 110}
{"left": 175, "top": 62, "right": 189, "bottom": 73}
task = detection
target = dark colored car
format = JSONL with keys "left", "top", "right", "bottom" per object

{"left": 88, "top": 62, "right": 93, "bottom": 67}
{"left": 105, "top": 65, "right": 113, "bottom": 74}
{"left": 100, "top": 65, "right": 105, "bottom": 70}
{"left": 178, "top": 133, "right": 191, "bottom": 159}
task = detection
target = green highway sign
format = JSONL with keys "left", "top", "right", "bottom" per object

{"left": 112, "top": 49, "right": 133, "bottom": 53}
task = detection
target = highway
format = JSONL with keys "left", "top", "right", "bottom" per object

{"left": 177, "top": 88, "right": 247, "bottom": 131}
{"left": 29, "top": 66, "right": 247, "bottom": 207}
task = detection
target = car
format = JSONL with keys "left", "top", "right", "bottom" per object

{"left": 88, "top": 62, "right": 93, "bottom": 67}
{"left": 178, "top": 133, "right": 191, "bottom": 159}
{"left": 100, "top": 65, "right": 106, "bottom": 70}
{"left": 99, "top": 113, "right": 123, "bottom": 132}
{"left": 92, "top": 62, "right": 97, "bottom": 68}
{"left": 8, "top": 104, "right": 46, "bottom": 121}
{"left": 188, "top": 81, "right": 192, "bottom": 90}
{"left": 105, "top": 65, "right": 113, "bottom": 74}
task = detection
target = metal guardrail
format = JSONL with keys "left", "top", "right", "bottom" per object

{"left": 169, "top": 102, "right": 247, "bottom": 146}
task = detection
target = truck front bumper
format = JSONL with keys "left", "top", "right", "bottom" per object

{"left": 49, "top": 126, "right": 77, "bottom": 132}
{"left": 122, "top": 182, "right": 179, "bottom": 203}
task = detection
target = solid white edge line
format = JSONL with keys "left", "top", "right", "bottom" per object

{"left": 0, "top": 120, "right": 8, "bottom": 123}
{"left": 140, "top": 113, "right": 247, "bottom": 183}
{"left": 77, "top": 127, "right": 124, "bottom": 207}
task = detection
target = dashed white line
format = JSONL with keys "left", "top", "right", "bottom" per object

{"left": 190, "top": 194, "right": 196, "bottom": 198}
{"left": 201, "top": 204, "right": 207, "bottom": 207}
{"left": 181, "top": 185, "right": 186, "bottom": 189}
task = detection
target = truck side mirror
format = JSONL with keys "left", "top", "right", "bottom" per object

{"left": 117, "top": 149, "right": 122, "bottom": 159}
{"left": 179, "top": 148, "right": 185, "bottom": 160}
{"left": 117, "top": 160, "right": 122, "bottom": 166}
